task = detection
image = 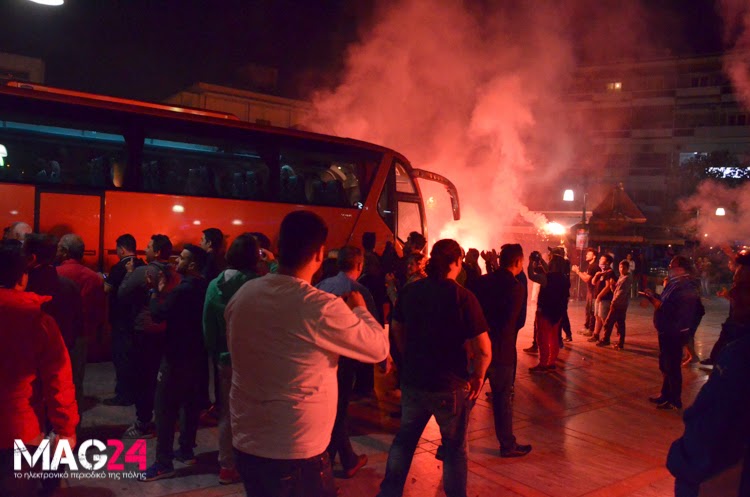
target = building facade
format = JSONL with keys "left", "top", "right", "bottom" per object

{"left": 164, "top": 82, "right": 313, "bottom": 129}
{"left": 565, "top": 53, "right": 750, "bottom": 223}
{"left": 0, "top": 52, "right": 45, "bottom": 83}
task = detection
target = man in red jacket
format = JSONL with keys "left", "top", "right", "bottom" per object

{"left": 0, "top": 241, "right": 78, "bottom": 496}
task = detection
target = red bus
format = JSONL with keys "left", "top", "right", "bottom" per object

{"left": 0, "top": 82, "right": 460, "bottom": 272}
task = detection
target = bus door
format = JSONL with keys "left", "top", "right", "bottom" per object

{"left": 37, "top": 190, "right": 104, "bottom": 271}
{"left": 394, "top": 161, "right": 426, "bottom": 246}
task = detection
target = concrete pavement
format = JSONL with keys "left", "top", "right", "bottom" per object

{"left": 53, "top": 296, "right": 734, "bottom": 497}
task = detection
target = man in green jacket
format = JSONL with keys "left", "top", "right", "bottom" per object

{"left": 203, "top": 233, "right": 261, "bottom": 485}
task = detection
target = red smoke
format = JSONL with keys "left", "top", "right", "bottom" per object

{"left": 305, "top": 0, "right": 650, "bottom": 251}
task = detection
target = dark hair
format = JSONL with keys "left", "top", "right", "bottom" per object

{"left": 362, "top": 232, "right": 376, "bottom": 251}
{"left": 425, "top": 239, "right": 462, "bottom": 278}
{"left": 183, "top": 243, "right": 208, "bottom": 271}
{"left": 586, "top": 247, "right": 597, "bottom": 255}
{"left": 407, "top": 232, "right": 426, "bottom": 251}
{"left": 248, "top": 232, "right": 271, "bottom": 250}
{"left": 24, "top": 233, "right": 58, "bottom": 265}
{"left": 406, "top": 252, "right": 425, "bottom": 265}
{"left": 548, "top": 254, "right": 568, "bottom": 273}
{"left": 278, "top": 211, "right": 328, "bottom": 270}
{"left": 337, "top": 246, "right": 363, "bottom": 272}
{"left": 670, "top": 255, "right": 693, "bottom": 273}
{"left": 499, "top": 243, "right": 523, "bottom": 269}
{"left": 600, "top": 253, "right": 613, "bottom": 264}
{"left": 226, "top": 233, "right": 260, "bottom": 272}
{"left": 0, "top": 240, "right": 26, "bottom": 288}
{"left": 151, "top": 234, "right": 173, "bottom": 260}
{"left": 466, "top": 248, "right": 479, "bottom": 260}
{"left": 116, "top": 234, "right": 136, "bottom": 253}
{"left": 202, "top": 228, "right": 224, "bottom": 251}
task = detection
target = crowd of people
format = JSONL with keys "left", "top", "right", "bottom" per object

{"left": 1, "top": 215, "right": 749, "bottom": 497}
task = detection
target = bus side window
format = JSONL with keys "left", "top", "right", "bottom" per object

{"left": 280, "top": 165, "right": 307, "bottom": 204}
{"left": 0, "top": 119, "right": 126, "bottom": 189}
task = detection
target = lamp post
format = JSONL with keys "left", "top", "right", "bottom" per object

{"left": 564, "top": 189, "right": 588, "bottom": 299}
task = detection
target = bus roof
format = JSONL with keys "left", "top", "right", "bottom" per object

{"left": 0, "top": 81, "right": 398, "bottom": 159}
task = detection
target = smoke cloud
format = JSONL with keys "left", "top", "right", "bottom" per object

{"left": 720, "top": 0, "right": 750, "bottom": 109}
{"left": 305, "top": 0, "right": 651, "bottom": 250}
{"left": 679, "top": 180, "right": 750, "bottom": 247}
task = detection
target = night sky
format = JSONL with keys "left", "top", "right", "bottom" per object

{"left": 0, "top": 0, "right": 725, "bottom": 102}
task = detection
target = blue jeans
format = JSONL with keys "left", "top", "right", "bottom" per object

{"left": 378, "top": 385, "right": 475, "bottom": 497}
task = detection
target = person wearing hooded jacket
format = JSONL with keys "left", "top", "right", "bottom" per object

{"left": 203, "top": 233, "right": 261, "bottom": 485}
{"left": 0, "top": 241, "right": 78, "bottom": 497}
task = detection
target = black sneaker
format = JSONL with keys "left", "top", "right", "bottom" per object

{"left": 587, "top": 336, "right": 599, "bottom": 343}
{"left": 595, "top": 340, "right": 611, "bottom": 347}
{"left": 500, "top": 444, "right": 532, "bottom": 458}
{"left": 648, "top": 396, "right": 666, "bottom": 404}
{"left": 174, "top": 448, "right": 197, "bottom": 465}
{"left": 435, "top": 445, "right": 445, "bottom": 461}
{"left": 523, "top": 345, "right": 538, "bottom": 354}
{"left": 563, "top": 336, "right": 573, "bottom": 342}
{"left": 656, "top": 401, "right": 680, "bottom": 410}
{"left": 123, "top": 421, "right": 155, "bottom": 439}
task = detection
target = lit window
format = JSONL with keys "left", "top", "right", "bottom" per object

{"left": 606, "top": 81, "right": 622, "bottom": 92}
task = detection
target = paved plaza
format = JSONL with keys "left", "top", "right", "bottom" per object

{"left": 54, "top": 296, "right": 736, "bottom": 497}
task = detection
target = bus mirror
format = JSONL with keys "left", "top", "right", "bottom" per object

{"left": 410, "top": 169, "right": 460, "bottom": 221}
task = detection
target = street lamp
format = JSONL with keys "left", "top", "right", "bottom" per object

{"left": 564, "top": 188, "right": 589, "bottom": 299}
{"left": 716, "top": 207, "right": 726, "bottom": 216}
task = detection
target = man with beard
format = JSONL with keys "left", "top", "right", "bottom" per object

{"left": 572, "top": 248, "right": 600, "bottom": 337}
{"left": 143, "top": 244, "right": 209, "bottom": 481}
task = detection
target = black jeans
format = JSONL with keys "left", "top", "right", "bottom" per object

{"left": 487, "top": 362, "right": 516, "bottom": 448}
{"left": 658, "top": 333, "right": 683, "bottom": 407}
{"left": 155, "top": 357, "right": 207, "bottom": 465}
{"left": 601, "top": 305, "right": 627, "bottom": 346}
{"left": 378, "top": 386, "right": 475, "bottom": 497}
{"left": 584, "top": 293, "right": 596, "bottom": 331}
{"left": 327, "top": 357, "right": 358, "bottom": 469}
{"left": 234, "top": 450, "right": 336, "bottom": 497}
{"left": 133, "top": 332, "right": 166, "bottom": 424}
{"left": 111, "top": 321, "right": 135, "bottom": 401}
{"left": 561, "top": 311, "right": 572, "bottom": 340}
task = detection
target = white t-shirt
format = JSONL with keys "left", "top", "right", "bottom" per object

{"left": 225, "top": 273, "right": 388, "bottom": 459}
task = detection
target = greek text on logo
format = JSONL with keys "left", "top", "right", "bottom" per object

{"left": 14, "top": 439, "right": 147, "bottom": 471}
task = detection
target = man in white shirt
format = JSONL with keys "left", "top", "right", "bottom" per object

{"left": 226, "top": 210, "right": 388, "bottom": 497}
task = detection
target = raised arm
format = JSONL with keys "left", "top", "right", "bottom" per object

{"left": 311, "top": 292, "right": 389, "bottom": 363}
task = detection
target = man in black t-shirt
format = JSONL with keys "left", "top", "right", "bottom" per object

{"left": 572, "top": 248, "right": 600, "bottom": 337}
{"left": 588, "top": 254, "right": 617, "bottom": 343}
{"left": 473, "top": 244, "right": 532, "bottom": 458}
{"left": 378, "top": 239, "right": 491, "bottom": 497}
{"left": 103, "top": 234, "right": 144, "bottom": 406}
